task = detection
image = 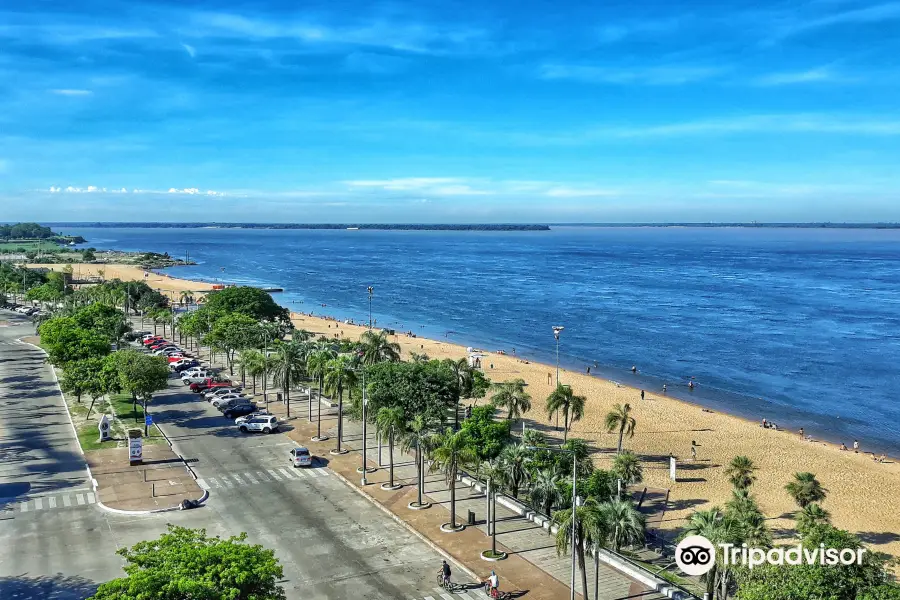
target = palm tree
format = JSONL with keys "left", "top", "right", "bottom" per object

{"left": 428, "top": 428, "right": 477, "bottom": 531}
{"left": 545, "top": 385, "right": 586, "bottom": 442}
{"left": 682, "top": 508, "right": 742, "bottom": 599}
{"left": 307, "top": 347, "right": 337, "bottom": 441}
{"left": 552, "top": 497, "right": 607, "bottom": 600}
{"left": 612, "top": 450, "right": 643, "bottom": 490}
{"left": 480, "top": 458, "right": 505, "bottom": 556}
{"left": 236, "top": 348, "right": 259, "bottom": 388}
{"left": 522, "top": 428, "right": 545, "bottom": 448}
{"left": 601, "top": 498, "right": 646, "bottom": 552}
{"left": 725, "top": 456, "right": 757, "bottom": 490}
{"left": 179, "top": 290, "right": 191, "bottom": 307}
{"left": 498, "top": 443, "right": 531, "bottom": 498}
{"left": 490, "top": 379, "right": 532, "bottom": 421}
{"left": 785, "top": 472, "right": 827, "bottom": 509}
{"left": 324, "top": 355, "right": 357, "bottom": 452}
{"left": 359, "top": 330, "right": 401, "bottom": 365}
{"left": 530, "top": 468, "right": 563, "bottom": 516}
{"left": 604, "top": 403, "right": 636, "bottom": 454}
{"left": 444, "top": 357, "right": 474, "bottom": 429}
{"left": 796, "top": 502, "right": 831, "bottom": 535}
{"left": 401, "top": 415, "right": 434, "bottom": 508}
{"left": 375, "top": 406, "right": 406, "bottom": 490}
{"left": 268, "top": 340, "right": 306, "bottom": 418}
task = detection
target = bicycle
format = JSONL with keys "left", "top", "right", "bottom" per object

{"left": 483, "top": 581, "right": 510, "bottom": 599}
{"left": 436, "top": 572, "right": 459, "bottom": 592}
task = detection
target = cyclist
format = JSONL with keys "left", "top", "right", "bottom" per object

{"left": 439, "top": 559, "right": 451, "bottom": 588}
{"left": 484, "top": 570, "right": 500, "bottom": 597}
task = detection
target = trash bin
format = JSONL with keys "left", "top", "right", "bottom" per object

{"left": 468, "top": 509, "right": 476, "bottom": 526}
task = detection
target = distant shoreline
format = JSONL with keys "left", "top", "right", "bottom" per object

{"left": 45, "top": 221, "right": 900, "bottom": 230}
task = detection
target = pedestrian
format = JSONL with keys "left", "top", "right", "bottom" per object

{"left": 586, "top": 366, "right": 591, "bottom": 375}
{"left": 688, "top": 380, "right": 694, "bottom": 390}
{"left": 853, "top": 440, "right": 860, "bottom": 453}
{"left": 799, "top": 427, "right": 804, "bottom": 439}
{"left": 631, "top": 365, "right": 637, "bottom": 373}
{"left": 691, "top": 440, "right": 697, "bottom": 460}
{"left": 840, "top": 442, "right": 847, "bottom": 451}
{"left": 641, "top": 389, "right": 645, "bottom": 400}
{"left": 662, "top": 384, "right": 667, "bottom": 393}
{"left": 761, "top": 418, "right": 767, "bottom": 428}
{"left": 548, "top": 372, "right": 552, "bottom": 385}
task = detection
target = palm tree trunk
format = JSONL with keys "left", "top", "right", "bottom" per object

{"left": 388, "top": 432, "right": 394, "bottom": 487}
{"left": 618, "top": 428, "right": 625, "bottom": 454}
{"left": 594, "top": 547, "right": 600, "bottom": 600}
{"left": 316, "top": 377, "right": 323, "bottom": 439}
{"left": 450, "top": 466, "right": 458, "bottom": 528}
{"left": 285, "top": 377, "right": 291, "bottom": 418}
{"left": 86, "top": 396, "right": 97, "bottom": 420}
{"left": 578, "top": 539, "right": 588, "bottom": 600}
{"left": 336, "top": 385, "right": 344, "bottom": 450}
{"left": 564, "top": 408, "right": 570, "bottom": 442}
{"left": 491, "top": 487, "right": 498, "bottom": 554}
{"left": 417, "top": 443, "right": 424, "bottom": 506}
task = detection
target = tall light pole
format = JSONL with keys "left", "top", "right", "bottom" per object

{"left": 359, "top": 286, "right": 376, "bottom": 483}
{"left": 553, "top": 325, "right": 564, "bottom": 430}
{"left": 367, "top": 286, "right": 374, "bottom": 329}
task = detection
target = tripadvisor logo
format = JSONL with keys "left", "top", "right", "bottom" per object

{"left": 675, "top": 535, "right": 866, "bottom": 575}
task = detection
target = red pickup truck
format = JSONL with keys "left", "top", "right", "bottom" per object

{"left": 190, "top": 378, "right": 233, "bottom": 393}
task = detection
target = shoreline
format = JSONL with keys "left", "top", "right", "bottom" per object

{"left": 33, "top": 262, "right": 900, "bottom": 562}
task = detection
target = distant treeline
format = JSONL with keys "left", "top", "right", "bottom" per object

{"left": 48, "top": 222, "right": 551, "bottom": 231}
{"left": 0, "top": 222, "right": 56, "bottom": 239}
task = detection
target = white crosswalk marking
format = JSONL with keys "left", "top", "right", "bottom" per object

{"left": 34, "top": 497, "right": 44, "bottom": 510}
{"left": 207, "top": 477, "right": 220, "bottom": 488}
{"left": 230, "top": 474, "right": 245, "bottom": 485}
{"left": 197, "top": 479, "right": 210, "bottom": 490}
{"left": 457, "top": 591, "right": 478, "bottom": 599}
{"left": 76, "top": 493, "right": 86, "bottom": 505}
{"left": 266, "top": 469, "right": 282, "bottom": 481}
{"left": 62, "top": 495, "right": 72, "bottom": 507}
{"left": 86, "top": 492, "right": 95, "bottom": 503}
{"left": 48, "top": 496, "right": 57, "bottom": 509}
{"left": 424, "top": 596, "right": 436, "bottom": 600}
{"left": 20, "top": 502, "right": 28, "bottom": 512}
{"left": 277, "top": 468, "right": 294, "bottom": 480}
{"left": 433, "top": 589, "right": 456, "bottom": 600}
{"left": 243, "top": 472, "right": 258, "bottom": 484}
{"left": 471, "top": 590, "right": 491, "bottom": 599}
{"left": 220, "top": 476, "right": 234, "bottom": 488}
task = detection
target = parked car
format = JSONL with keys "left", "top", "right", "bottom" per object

{"left": 181, "top": 372, "right": 210, "bottom": 384}
{"left": 210, "top": 394, "right": 245, "bottom": 408}
{"left": 218, "top": 397, "right": 254, "bottom": 412}
{"left": 172, "top": 360, "right": 200, "bottom": 372}
{"left": 152, "top": 346, "right": 180, "bottom": 355}
{"left": 289, "top": 447, "right": 313, "bottom": 467}
{"left": 234, "top": 410, "right": 271, "bottom": 424}
{"left": 204, "top": 387, "right": 240, "bottom": 400}
{"left": 239, "top": 415, "right": 279, "bottom": 434}
{"left": 223, "top": 403, "right": 259, "bottom": 419}
{"left": 190, "top": 379, "right": 232, "bottom": 393}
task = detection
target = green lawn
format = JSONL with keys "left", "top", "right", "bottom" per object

{"left": 0, "top": 240, "right": 43, "bottom": 251}
{"left": 108, "top": 393, "right": 167, "bottom": 445}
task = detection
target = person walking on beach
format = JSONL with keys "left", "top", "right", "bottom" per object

{"left": 640, "top": 389, "right": 645, "bottom": 400}
{"left": 799, "top": 427, "right": 804, "bottom": 439}
{"left": 853, "top": 440, "right": 860, "bottom": 453}
{"left": 662, "top": 384, "right": 667, "bottom": 394}
{"left": 548, "top": 372, "right": 552, "bottom": 385}
{"left": 690, "top": 440, "right": 697, "bottom": 461}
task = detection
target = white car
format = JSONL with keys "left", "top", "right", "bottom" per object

{"left": 290, "top": 447, "right": 313, "bottom": 467}
{"left": 239, "top": 415, "right": 279, "bottom": 434}
{"left": 182, "top": 373, "right": 211, "bottom": 384}
{"left": 234, "top": 411, "right": 272, "bottom": 425}
{"left": 204, "top": 387, "right": 239, "bottom": 400}
{"left": 153, "top": 347, "right": 181, "bottom": 356}
{"left": 210, "top": 394, "right": 245, "bottom": 408}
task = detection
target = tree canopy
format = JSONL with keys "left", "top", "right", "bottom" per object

{"left": 460, "top": 404, "right": 510, "bottom": 462}
{"left": 88, "top": 525, "right": 286, "bottom": 600}
{"left": 365, "top": 359, "right": 459, "bottom": 425}
{"left": 202, "top": 286, "right": 289, "bottom": 324}
{"left": 38, "top": 317, "right": 111, "bottom": 366}
{"left": 0, "top": 222, "right": 55, "bottom": 239}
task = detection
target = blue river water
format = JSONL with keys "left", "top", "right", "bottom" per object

{"left": 59, "top": 226, "right": 900, "bottom": 453}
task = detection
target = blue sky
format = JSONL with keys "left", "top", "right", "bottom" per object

{"left": 1, "top": 0, "right": 899, "bottom": 222}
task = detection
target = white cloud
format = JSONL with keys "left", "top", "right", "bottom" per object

{"left": 753, "top": 67, "right": 851, "bottom": 86}
{"left": 345, "top": 178, "right": 463, "bottom": 191}
{"left": 48, "top": 186, "right": 224, "bottom": 196}
{"left": 540, "top": 64, "right": 724, "bottom": 85}
{"left": 545, "top": 187, "right": 620, "bottom": 197}
{"left": 50, "top": 89, "right": 93, "bottom": 96}
{"left": 182, "top": 43, "right": 196, "bottom": 58}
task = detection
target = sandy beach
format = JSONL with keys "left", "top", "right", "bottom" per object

{"left": 37, "top": 263, "right": 900, "bottom": 561}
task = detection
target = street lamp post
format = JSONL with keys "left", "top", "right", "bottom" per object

{"left": 553, "top": 325, "right": 564, "bottom": 430}
{"left": 367, "top": 286, "right": 373, "bottom": 329}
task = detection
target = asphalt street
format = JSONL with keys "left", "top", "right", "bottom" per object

{"left": 0, "top": 310, "right": 480, "bottom": 600}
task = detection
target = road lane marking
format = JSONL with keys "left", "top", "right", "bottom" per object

{"left": 432, "top": 588, "right": 456, "bottom": 600}
{"left": 243, "top": 472, "right": 259, "bottom": 484}
{"left": 76, "top": 493, "right": 86, "bottom": 505}
{"left": 257, "top": 471, "right": 270, "bottom": 482}
{"left": 34, "top": 497, "right": 44, "bottom": 510}
{"left": 86, "top": 492, "right": 95, "bottom": 503}
{"left": 277, "top": 468, "right": 295, "bottom": 480}
{"left": 230, "top": 474, "right": 245, "bottom": 485}
{"left": 62, "top": 495, "right": 72, "bottom": 507}
{"left": 207, "top": 477, "right": 220, "bottom": 488}
{"left": 48, "top": 496, "right": 57, "bottom": 509}
{"left": 20, "top": 502, "right": 28, "bottom": 512}
{"left": 266, "top": 469, "right": 282, "bottom": 481}
{"left": 197, "top": 479, "right": 210, "bottom": 490}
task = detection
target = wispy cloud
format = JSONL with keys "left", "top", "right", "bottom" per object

{"left": 50, "top": 89, "right": 92, "bottom": 96}
{"left": 753, "top": 66, "right": 855, "bottom": 85}
{"left": 49, "top": 186, "right": 225, "bottom": 196}
{"left": 181, "top": 43, "right": 196, "bottom": 58}
{"left": 607, "top": 114, "right": 900, "bottom": 138}
{"left": 774, "top": 1, "right": 900, "bottom": 38}
{"left": 539, "top": 64, "right": 725, "bottom": 85}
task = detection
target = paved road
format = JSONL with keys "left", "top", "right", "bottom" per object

{"left": 1, "top": 312, "right": 485, "bottom": 600}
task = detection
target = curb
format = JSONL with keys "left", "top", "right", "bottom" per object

{"left": 328, "top": 466, "right": 480, "bottom": 582}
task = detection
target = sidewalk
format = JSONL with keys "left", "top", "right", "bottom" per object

{"left": 261, "top": 393, "right": 664, "bottom": 600}
{"left": 85, "top": 444, "right": 204, "bottom": 512}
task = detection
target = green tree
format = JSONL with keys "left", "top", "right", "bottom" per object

{"left": 498, "top": 443, "right": 531, "bottom": 498}
{"left": 796, "top": 503, "right": 831, "bottom": 536}
{"left": 725, "top": 488, "right": 772, "bottom": 547}
{"left": 88, "top": 525, "right": 286, "bottom": 600}
{"left": 683, "top": 508, "right": 743, "bottom": 599}
{"left": 401, "top": 414, "right": 435, "bottom": 508}
{"left": 612, "top": 450, "right": 643, "bottom": 488}
{"left": 84, "top": 354, "right": 123, "bottom": 420}
{"left": 552, "top": 497, "right": 608, "bottom": 599}
{"left": 490, "top": 378, "right": 532, "bottom": 420}
{"left": 604, "top": 403, "right": 636, "bottom": 454}
{"left": 60, "top": 358, "right": 96, "bottom": 403}
{"left": 725, "top": 456, "right": 758, "bottom": 491}
{"left": 545, "top": 384, "right": 586, "bottom": 442}
{"left": 115, "top": 350, "right": 169, "bottom": 435}
{"left": 359, "top": 330, "right": 401, "bottom": 365}
{"left": 785, "top": 472, "right": 827, "bottom": 509}
{"left": 365, "top": 360, "right": 458, "bottom": 426}
{"left": 428, "top": 428, "right": 477, "bottom": 530}
{"left": 203, "top": 286, "right": 289, "bottom": 324}
{"left": 459, "top": 404, "right": 510, "bottom": 463}
{"left": 38, "top": 317, "right": 111, "bottom": 366}
{"left": 375, "top": 406, "right": 406, "bottom": 489}
{"left": 601, "top": 498, "right": 646, "bottom": 552}
{"left": 82, "top": 248, "right": 96, "bottom": 262}
{"left": 204, "top": 313, "right": 261, "bottom": 375}
{"left": 307, "top": 347, "right": 337, "bottom": 439}
{"left": 324, "top": 354, "right": 357, "bottom": 446}
{"left": 269, "top": 341, "right": 307, "bottom": 419}
{"left": 530, "top": 468, "right": 563, "bottom": 516}
{"left": 71, "top": 303, "right": 131, "bottom": 344}
{"left": 444, "top": 357, "right": 475, "bottom": 428}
